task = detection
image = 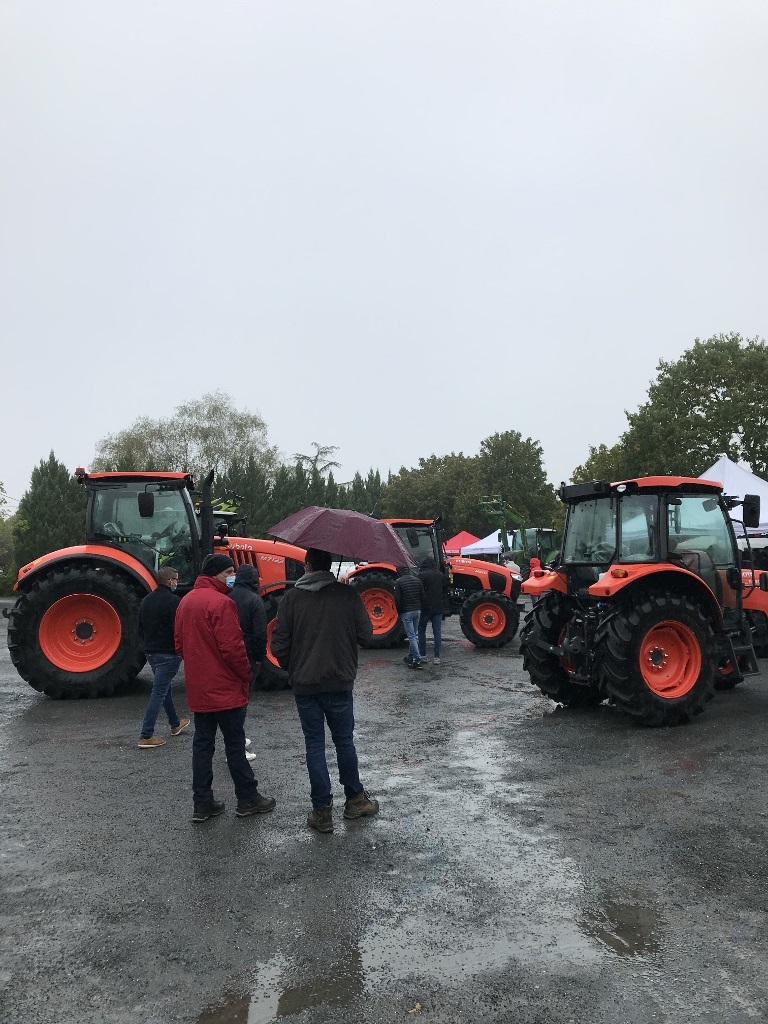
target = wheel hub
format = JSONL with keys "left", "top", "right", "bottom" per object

{"left": 647, "top": 646, "right": 667, "bottom": 670}
{"left": 73, "top": 620, "right": 95, "bottom": 643}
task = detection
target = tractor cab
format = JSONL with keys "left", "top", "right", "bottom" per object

{"left": 82, "top": 471, "right": 201, "bottom": 586}
{"left": 382, "top": 519, "right": 445, "bottom": 572}
{"left": 555, "top": 478, "right": 755, "bottom": 628}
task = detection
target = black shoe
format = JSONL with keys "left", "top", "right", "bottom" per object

{"left": 409, "top": 661, "right": 424, "bottom": 670}
{"left": 307, "top": 805, "right": 334, "bottom": 833}
{"left": 192, "top": 800, "right": 225, "bottom": 823}
{"left": 236, "top": 791, "right": 276, "bottom": 816}
{"left": 403, "top": 656, "right": 412, "bottom": 664}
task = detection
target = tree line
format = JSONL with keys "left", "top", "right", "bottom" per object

{"left": 2, "top": 332, "right": 767, "bottom": 591}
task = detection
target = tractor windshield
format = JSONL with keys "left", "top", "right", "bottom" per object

{"left": 89, "top": 484, "right": 197, "bottom": 583}
{"left": 562, "top": 497, "right": 616, "bottom": 565}
{"left": 391, "top": 524, "right": 440, "bottom": 567}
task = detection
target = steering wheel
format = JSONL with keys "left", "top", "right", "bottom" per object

{"left": 102, "top": 522, "right": 121, "bottom": 536}
{"left": 591, "top": 543, "right": 616, "bottom": 562}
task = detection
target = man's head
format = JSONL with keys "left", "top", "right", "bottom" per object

{"left": 157, "top": 566, "right": 179, "bottom": 590}
{"left": 304, "top": 548, "right": 333, "bottom": 573}
{"left": 201, "top": 553, "right": 236, "bottom": 583}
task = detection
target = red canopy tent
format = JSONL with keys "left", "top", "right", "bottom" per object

{"left": 443, "top": 530, "right": 480, "bottom": 556}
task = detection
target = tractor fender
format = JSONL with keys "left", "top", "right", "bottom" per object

{"left": 346, "top": 563, "right": 397, "bottom": 583}
{"left": 588, "top": 565, "right": 723, "bottom": 628}
{"left": 522, "top": 570, "right": 568, "bottom": 597}
{"left": 14, "top": 545, "right": 156, "bottom": 595}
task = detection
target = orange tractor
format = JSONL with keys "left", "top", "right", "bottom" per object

{"left": 4, "top": 470, "right": 306, "bottom": 698}
{"left": 346, "top": 518, "right": 523, "bottom": 649}
{"left": 520, "top": 476, "right": 768, "bottom": 726}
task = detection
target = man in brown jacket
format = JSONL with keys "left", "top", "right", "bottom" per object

{"left": 271, "top": 547, "right": 378, "bottom": 833}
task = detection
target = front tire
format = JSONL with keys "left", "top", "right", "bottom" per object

{"left": 7, "top": 563, "right": 146, "bottom": 698}
{"left": 599, "top": 590, "right": 715, "bottom": 726}
{"left": 348, "top": 572, "right": 404, "bottom": 648}
{"left": 459, "top": 591, "right": 519, "bottom": 648}
{"left": 520, "top": 593, "right": 603, "bottom": 707}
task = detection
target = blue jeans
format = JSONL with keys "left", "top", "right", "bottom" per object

{"left": 294, "top": 692, "right": 363, "bottom": 810}
{"left": 418, "top": 613, "right": 442, "bottom": 659}
{"left": 401, "top": 610, "right": 421, "bottom": 663}
{"left": 192, "top": 706, "right": 258, "bottom": 809}
{"left": 140, "top": 653, "right": 182, "bottom": 738}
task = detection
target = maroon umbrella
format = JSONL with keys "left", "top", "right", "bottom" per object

{"left": 268, "top": 506, "right": 417, "bottom": 567}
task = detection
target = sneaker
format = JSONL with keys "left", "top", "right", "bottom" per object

{"left": 245, "top": 750, "right": 257, "bottom": 761}
{"left": 170, "top": 717, "right": 190, "bottom": 736}
{"left": 433, "top": 657, "right": 441, "bottom": 665}
{"left": 137, "top": 736, "right": 166, "bottom": 748}
{"left": 192, "top": 800, "right": 225, "bottom": 823}
{"left": 236, "top": 791, "right": 276, "bottom": 816}
{"left": 343, "top": 790, "right": 379, "bottom": 820}
{"left": 307, "top": 806, "right": 334, "bottom": 833}
{"left": 244, "top": 738, "right": 252, "bottom": 749}
{"left": 403, "top": 656, "right": 413, "bottom": 665}
{"left": 409, "top": 661, "right": 423, "bottom": 670}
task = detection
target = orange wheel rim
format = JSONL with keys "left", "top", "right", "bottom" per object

{"left": 359, "top": 588, "right": 399, "bottom": 635}
{"left": 639, "top": 620, "right": 701, "bottom": 698}
{"left": 265, "top": 619, "right": 280, "bottom": 668}
{"left": 470, "top": 601, "right": 506, "bottom": 639}
{"left": 39, "top": 594, "right": 122, "bottom": 672}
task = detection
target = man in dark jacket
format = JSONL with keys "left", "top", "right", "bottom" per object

{"left": 417, "top": 557, "right": 448, "bottom": 665}
{"left": 137, "top": 565, "right": 189, "bottom": 748}
{"left": 271, "top": 547, "right": 377, "bottom": 834}
{"left": 394, "top": 566, "right": 426, "bottom": 668}
{"left": 175, "top": 553, "right": 275, "bottom": 823}
{"left": 229, "top": 563, "right": 267, "bottom": 679}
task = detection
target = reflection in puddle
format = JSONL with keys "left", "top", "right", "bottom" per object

{"left": 581, "top": 897, "right": 662, "bottom": 956}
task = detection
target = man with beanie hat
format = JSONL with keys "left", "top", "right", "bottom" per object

{"left": 175, "top": 552, "right": 275, "bottom": 823}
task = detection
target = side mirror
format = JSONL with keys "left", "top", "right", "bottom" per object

{"left": 726, "top": 566, "right": 742, "bottom": 591}
{"left": 743, "top": 494, "right": 761, "bottom": 530}
{"left": 760, "top": 572, "right": 768, "bottom": 592}
{"left": 138, "top": 491, "right": 155, "bottom": 518}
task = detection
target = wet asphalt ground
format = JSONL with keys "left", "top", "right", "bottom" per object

{"left": 2, "top": 602, "right": 768, "bottom": 1024}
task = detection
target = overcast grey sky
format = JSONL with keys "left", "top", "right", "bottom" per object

{"left": 2, "top": 1, "right": 767, "bottom": 512}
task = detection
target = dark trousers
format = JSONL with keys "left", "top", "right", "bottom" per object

{"left": 294, "top": 692, "right": 364, "bottom": 810}
{"left": 192, "top": 706, "right": 258, "bottom": 809}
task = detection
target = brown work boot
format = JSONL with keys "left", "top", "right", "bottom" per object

{"left": 307, "top": 806, "right": 334, "bottom": 833}
{"left": 137, "top": 736, "right": 166, "bottom": 748}
{"left": 343, "top": 790, "right": 379, "bottom": 820}
{"left": 170, "top": 718, "right": 191, "bottom": 736}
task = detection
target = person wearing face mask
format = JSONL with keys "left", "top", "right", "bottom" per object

{"left": 175, "top": 553, "right": 275, "bottom": 823}
{"left": 137, "top": 565, "right": 189, "bottom": 748}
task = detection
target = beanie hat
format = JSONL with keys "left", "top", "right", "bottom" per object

{"left": 201, "top": 553, "right": 235, "bottom": 577}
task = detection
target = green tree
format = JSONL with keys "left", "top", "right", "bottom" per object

{"left": 293, "top": 442, "right": 341, "bottom": 476}
{"left": 571, "top": 333, "right": 768, "bottom": 481}
{"left": 475, "top": 432, "right": 559, "bottom": 529}
{"left": 92, "top": 391, "right": 280, "bottom": 482}
{"left": 382, "top": 453, "right": 482, "bottom": 535}
{"left": 13, "top": 453, "right": 87, "bottom": 568}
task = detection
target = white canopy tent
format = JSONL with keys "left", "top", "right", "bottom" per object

{"left": 460, "top": 530, "right": 514, "bottom": 556}
{"left": 699, "top": 455, "right": 768, "bottom": 535}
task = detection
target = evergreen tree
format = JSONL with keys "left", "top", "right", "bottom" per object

{"left": 13, "top": 453, "right": 87, "bottom": 567}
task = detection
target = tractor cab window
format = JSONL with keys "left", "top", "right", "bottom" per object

{"left": 392, "top": 525, "right": 439, "bottom": 568}
{"left": 619, "top": 494, "right": 658, "bottom": 561}
{"left": 667, "top": 493, "right": 738, "bottom": 608}
{"left": 90, "top": 485, "right": 196, "bottom": 584}
{"left": 562, "top": 497, "right": 617, "bottom": 567}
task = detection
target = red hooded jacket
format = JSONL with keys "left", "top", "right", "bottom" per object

{"left": 174, "top": 575, "right": 252, "bottom": 712}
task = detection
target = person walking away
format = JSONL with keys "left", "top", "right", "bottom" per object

{"left": 271, "top": 547, "right": 378, "bottom": 834}
{"left": 417, "top": 557, "right": 448, "bottom": 665}
{"left": 137, "top": 566, "right": 189, "bottom": 748}
{"left": 174, "top": 553, "right": 275, "bottom": 823}
{"left": 394, "top": 566, "right": 426, "bottom": 668}
{"left": 228, "top": 563, "right": 268, "bottom": 762}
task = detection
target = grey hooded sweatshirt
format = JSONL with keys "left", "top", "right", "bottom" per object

{"left": 271, "top": 571, "right": 373, "bottom": 695}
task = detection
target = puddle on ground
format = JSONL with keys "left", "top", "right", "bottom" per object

{"left": 580, "top": 894, "right": 662, "bottom": 957}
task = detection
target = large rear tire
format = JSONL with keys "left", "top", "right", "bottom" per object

{"left": 459, "top": 591, "right": 519, "bottom": 648}
{"left": 348, "top": 572, "right": 404, "bottom": 649}
{"left": 7, "top": 563, "right": 146, "bottom": 699}
{"left": 520, "top": 593, "right": 603, "bottom": 707}
{"left": 256, "top": 590, "right": 291, "bottom": 691}
{"left": 599, "top": 590, "right": 715, "bottom": 726}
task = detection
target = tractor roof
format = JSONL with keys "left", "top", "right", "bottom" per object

{"left": 381, "top": 519, "right": 435, "bottom": 527}
{"left": 77, "top": 471, "right": 193, "bottom": 486}
{"left": 559, "top": 476, "right": 723, "bottom": 502}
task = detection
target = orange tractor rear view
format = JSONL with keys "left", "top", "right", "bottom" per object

{"left": 5, "top": 470, "right": 306, "bottom": 697}
{"left": 346, "top": 518, "right": 523, "bottom": 649}
{"left": 520, "top": 476, "right": 768, "bottom": 726}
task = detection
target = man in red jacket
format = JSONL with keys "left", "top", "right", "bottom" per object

{"left": 175, "top": 553, "right": 275, "bottom": 823}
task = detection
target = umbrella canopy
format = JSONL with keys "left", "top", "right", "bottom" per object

{"left": 268, "top": 506, "right": 417, "bottom": 567}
